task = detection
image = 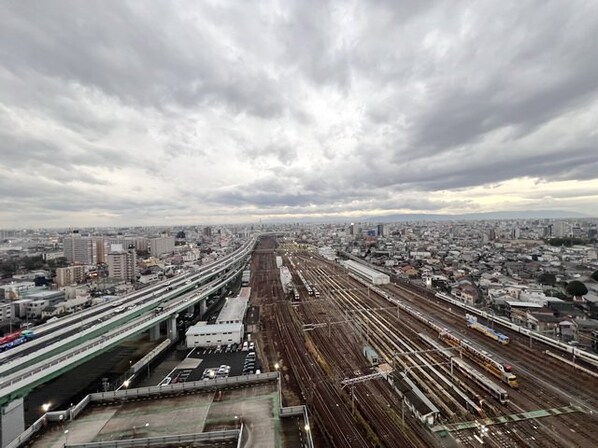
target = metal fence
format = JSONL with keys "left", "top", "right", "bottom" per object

{"left": 65, "top": 429, "right": 240, "bottom": 448}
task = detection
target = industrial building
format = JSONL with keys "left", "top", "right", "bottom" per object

{"left": 185, "top": 322, "right": 244, "bottom": 348}
{"left": 341, "top": 260, "right": 390, "bottom": 285}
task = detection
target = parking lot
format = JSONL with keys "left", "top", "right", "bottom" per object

{"left": 163, "top": 342, "right": 261, "bottom": 384}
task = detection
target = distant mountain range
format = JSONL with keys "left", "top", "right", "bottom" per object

{"left": 262, "top": 209, "right": 591, "bottom": 225}
{"left": 363, "top": 210, "right": 591, "bottom": 223}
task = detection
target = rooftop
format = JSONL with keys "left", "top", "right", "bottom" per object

{"left": 29, "top": 382, "right": 283, "bottom": 448}
{"left": 186, "top": 322, "right": 243, "bottom": 335}
{"left": 216, "top": 296, "right": 248, "bottom": 324}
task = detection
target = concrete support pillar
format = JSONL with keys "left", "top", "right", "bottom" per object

{"left": 199, "top": 300, "right": 207, "bottom": 317}
{"left": 186, "top": 305, "right": 195, "bottom": 315}
{"left": 149, "top": 323, "right": 160, "bottom": 341}
{"left": 167, "top": 316, "right": 178, "bottom": 341}
{"left": 1, "top": 397, "right": 25, "bottom": 448}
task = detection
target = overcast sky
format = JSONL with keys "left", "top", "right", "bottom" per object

{"left": 2, "top": 0, "right": 598, "bottom": 228}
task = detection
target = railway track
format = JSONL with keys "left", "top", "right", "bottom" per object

{"left": 387, "top": 282, "right": 598, "bottom": 447}
{"left": 286, "top": 250, "right": 597, "bottom": 447}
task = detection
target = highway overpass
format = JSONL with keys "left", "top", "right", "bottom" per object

{"left": 0, "top": 236, "right": 257, "bottom": 448}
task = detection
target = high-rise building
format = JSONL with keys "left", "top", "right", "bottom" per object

{"left": 56, "top": 265, "right": 87, "bottom": 287}
{"left": 203, "top": 226, "right": 212, "bottom": 237}
{"left": 63, "top": 232, "right": 97, "bottom": 265}
{"left": 377, "top": 223, "right": 386, "bottom": 237}
{"left": 149, "top": 236, "right": 175, "bottom": 257}
{"left": 553, "top": 221, "right": 570, "bottom": 238}
{"left": 107, "top": 246, "right": 137, "bottom": 282}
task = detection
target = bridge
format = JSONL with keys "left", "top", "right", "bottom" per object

{"left": 0, "top": 236, "right": 258, "bottom": 447}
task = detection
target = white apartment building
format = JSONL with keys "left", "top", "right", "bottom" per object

{"left": 63, "top": 233, "right": 97, "bottom": 264}
{"left": 149, "top": 236, "right": 175, "bottom": 257}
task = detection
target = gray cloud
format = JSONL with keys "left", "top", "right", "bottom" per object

{"left": 1, "top": 0, "right": 598, "bottom": 227}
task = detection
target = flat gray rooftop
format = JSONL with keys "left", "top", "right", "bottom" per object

{"left": 30, "top": 383, "right": 281, "bottom": 448}
{"left": 216, "top": 296, "right": 248, "bottom": 323}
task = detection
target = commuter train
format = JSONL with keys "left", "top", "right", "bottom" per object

{"left": 347, "top": 273, "right": 519, "bottom": 388}
{"left": 417, "top": 332, "right": 509, "bottom": 404}
{"left": 466, "top": 314, "right": 510, "bottom": 345}
{"left": 438, "top": 329, "right": 518, "bottom": 388}
{"left": 435, "top": 292, "right": 598, "bottom": 369}
{"left": 0, "top": 329, "right": 35, "bottom": 353}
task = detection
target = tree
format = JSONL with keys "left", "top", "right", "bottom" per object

{"left": 565, "top": 280, "right": 588, "bottom": 298}
{"left": 591, "top": 270, "right": 598, "bottom": 282}
{"left": 538, "top": 272, "right": 557, "bottom": 286}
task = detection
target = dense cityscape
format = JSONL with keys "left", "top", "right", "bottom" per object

{"left": 0, "top": 218, "right": 597, "bottom": 447}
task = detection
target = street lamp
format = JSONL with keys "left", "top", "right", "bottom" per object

{"left": 123, "top": 380, "right": 130, "bottom": 388}
{"left": 64, "top": 429, "right": 69, "bottom": 446}
{"left": 304, "top": 424, "right": 310, "bottom": 432}
{"left": 274, "top": 363, "right": 280, "bottom": 371}
{"left": 234, "top": 415, "right": 239, "bottom": 429}
{"left": 41, "top": 403, "right": 51, "bottom": 413}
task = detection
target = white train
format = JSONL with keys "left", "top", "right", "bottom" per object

{"left": 434, "top": 292, "right": 598, "bottom": 369}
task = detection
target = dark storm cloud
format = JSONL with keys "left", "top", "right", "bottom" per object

{"left": 0, "top": 1, "right": 286, "bottom": 117}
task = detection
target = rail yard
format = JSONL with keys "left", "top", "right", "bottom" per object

{"left": 252, "top": 236, "right": 598, "bottom": 448}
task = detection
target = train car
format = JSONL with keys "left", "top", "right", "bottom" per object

{"left": 439, "top": 330, "right": 518, "bottom": 388}
{"left": 466, "top": 315, "right": 510, "bottom": 345}
{"left": 293, "top": 288, "right": 300, "bottom": 301}
{"left": 435, "top": 291, "right": 598, "bottom": 369}
{"left": 451, "top": 356, "right": 509, "bottom": 404}
{"left": 417, "top": 332, "right": 509, "bottom": 405}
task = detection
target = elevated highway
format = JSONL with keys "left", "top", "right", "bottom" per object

{"left": 0, "top": 236, "right": 257, "bottom": 447}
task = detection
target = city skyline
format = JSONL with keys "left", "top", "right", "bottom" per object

{"left": 2, "top": 1, "right": 598, "bottom": 228}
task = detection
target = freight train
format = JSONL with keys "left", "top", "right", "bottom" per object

{"left": 466, "top": 314, "right": 510, "bottom": 345}
{"left": 0, "top": 329, "right": 35, "bottom": 352}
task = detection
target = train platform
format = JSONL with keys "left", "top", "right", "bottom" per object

{"left": 28, "top": 382, "right": 292, "bottom": 448}
{"left": 431, "top": 404, "right": 586, "bottom": 434}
